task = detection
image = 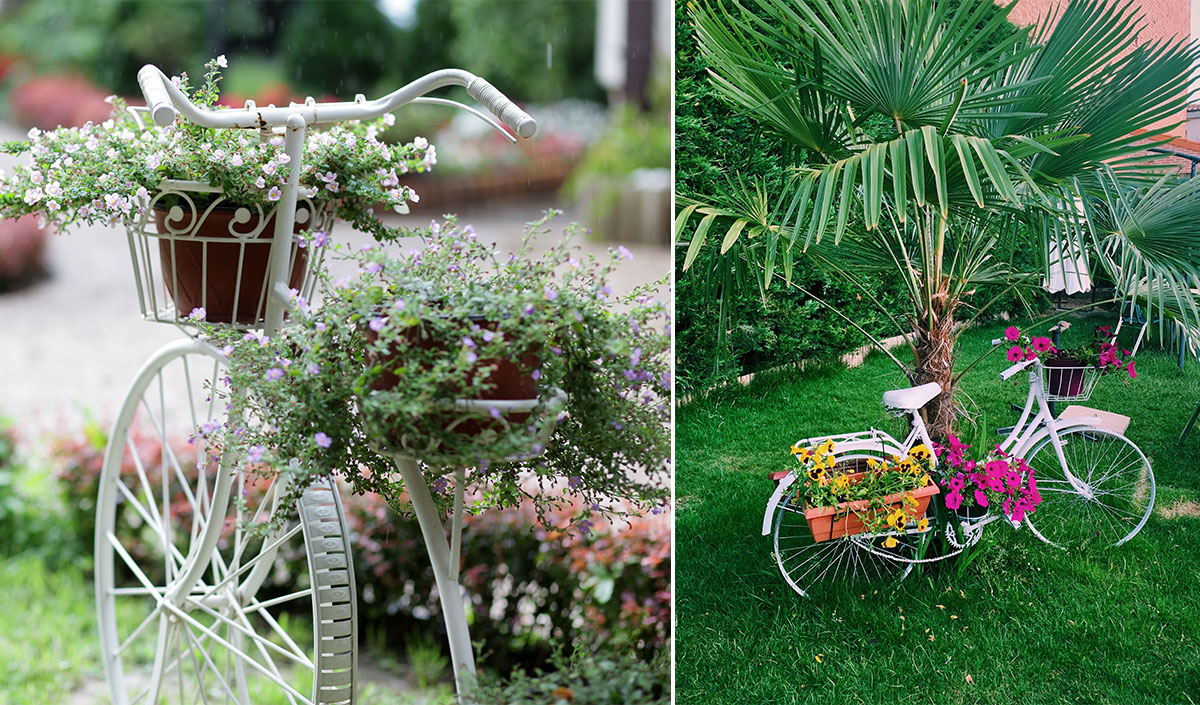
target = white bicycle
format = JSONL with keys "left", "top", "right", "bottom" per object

{"left": 763, "top": 338, "right": 1155, "bottom": 598}
{"left": 95, "top": 64, "right": 537, "bottom": 704}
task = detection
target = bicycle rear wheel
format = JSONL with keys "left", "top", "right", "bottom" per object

{"left": 771, "top": 461, "right": 924, "bottom": 598}
{"left": 95, "top": 339, "right": 358, "bottom": 705}
{"left": 1023, "top": 427, "right": 1154, "bottom": 550}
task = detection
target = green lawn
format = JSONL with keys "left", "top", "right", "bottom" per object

{"left": 676, "top": 316, "right": 1200, "bottom": 705}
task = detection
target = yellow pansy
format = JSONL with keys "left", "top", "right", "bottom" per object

{"left": 866, "top": 457, "right": 880, "bottom": 470}
{"left": 899, "top": 458, "right": 915, "bottom": 473}
{"left": 833, "top": 475, "right": 850, "bottom": 491}
{"left": 920, "top": 474, "right": 932, "bottom": 486}
{"left": 882, "top": 536, "right": 899, "bottom": 549}
{"left": 917, "top": 517, "right": 929, "bottom": 532}
{"left": 908, "top": 444, "right": 932, "bottom": 461}
{"left": 886, "top": 509, "right": 906, "bottom": 530}
{"left": 790, "top": 444, "right": 803, "bottom": 455}
{"left": 820, "top": 439, "right": 835, "bottom": 454}
{"left": 807, "top": 467, "right": 825, "bottom": 482}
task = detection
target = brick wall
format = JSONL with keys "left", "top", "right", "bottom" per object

{"left": 1001, "top": 0, "right": 1192, "bottom": 136}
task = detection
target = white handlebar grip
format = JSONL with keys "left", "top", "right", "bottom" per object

{"left": 137, "top": 65, "right": 177, "bottom": 127}
{"left": 991, "top": 338, "right": 1004, "bottom": 346}
{"left": 999, "top": 359, "right": 1033, "bottom": 381}
{"left": 467, "top": 78, "right": 537, "bottom": 138}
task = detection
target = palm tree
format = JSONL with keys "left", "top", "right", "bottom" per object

{"left": 676, "top": 0, "right": 1200, "bottom": 440}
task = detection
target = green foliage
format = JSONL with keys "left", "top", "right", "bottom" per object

{"left": 275, "top": 1, "right": 400, "bottom": 98}
{"left": 466, "top": 643, "right": 669, "bottom": 705}
{"left": 0, "top": 0, "right": 207, "bottom": 95}
{"left": 449, "top": 0, "right": 603, "bottom": 104}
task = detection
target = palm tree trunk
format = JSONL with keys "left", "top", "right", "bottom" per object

{"left": 912, "top": 311, "right": 957, "bottom": 443}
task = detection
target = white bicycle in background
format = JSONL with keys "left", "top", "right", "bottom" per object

{"left": 764, "top": 336, "right": 1155, "bottom": 598}
{"left": 94, "top": 64, "right": 536, "bottom": 704}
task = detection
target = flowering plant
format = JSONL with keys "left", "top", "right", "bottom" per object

{"left": 934, "top": 435, "right": 1042, "bottom": 522}
{"left": 1002, "top": 324, "right": 1136, "bottom": 379}
{"left": 0, "top": 57, "right": 432, "bottom": 243}
{"left": 789, "top": 441, "right": 937, "bottom": 539}
{"left": 200, "top": 213, "right": 670, "bottom": 526}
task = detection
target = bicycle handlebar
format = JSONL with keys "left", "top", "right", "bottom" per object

{"left": 136, "top": 64, "right": 537, "bottom": 138}
{"left": 999, "top": 358, "right": 1035, "bottom": 380}
{"left": 465, "top": 77, "right": 536, "bottom": 138}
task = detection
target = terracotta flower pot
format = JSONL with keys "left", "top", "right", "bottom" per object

{"left": 365, "top": 319, "right": 540, "bottom": 438}
{"left": 1043, "top": 357, "right": 1087, "bottom": 397}
{"left": 803, "top": 472, "right": 940, "bottom": 543}
{"left": 154, "top": 205, "right": 307, "bottom": 325}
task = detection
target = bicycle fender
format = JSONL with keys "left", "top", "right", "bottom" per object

{"left": 763, "top": 472, "right": 798, "bottom": 536}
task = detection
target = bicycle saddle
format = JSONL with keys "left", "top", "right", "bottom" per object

{"left": 882, "top": 382, "right": 941, "bottom": 410}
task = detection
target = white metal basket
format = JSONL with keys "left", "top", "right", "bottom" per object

{"left": 124, "top": 179, "right": 333, "bottom": 329}
{"left": 1039, "top": 363, "right": 1103, "bottom": 402}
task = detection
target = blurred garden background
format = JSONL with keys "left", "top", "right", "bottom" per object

{"left": 0, "top": 1, "right": 671, "bottom": 703}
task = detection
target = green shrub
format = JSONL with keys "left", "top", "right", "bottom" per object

{"left": 466, "top": 643, "right": 669, "bottom": 705}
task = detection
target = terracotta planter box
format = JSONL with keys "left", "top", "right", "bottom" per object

{"left": 803, "top": 472, "right": 940, "bottom": 543}
{"left": 154, "top": 206, "right": 307, "bottom": 324}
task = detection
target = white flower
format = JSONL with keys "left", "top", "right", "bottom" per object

{"left": 413, "top": 136, "right": 428, "bottom": 149}
{"left": 382, "top": 113, "right": 395, "bottom": 127}
{"left": 26, "top": 127, "right": 40, "bottom": 140}
{"left": 23, "top": 188, "right": 42, "bottom": 204}
{"left": 216, "top": 54, "right": 228, "bottom": 68}
{"left": 44, "top": 181, "right": 62, "bottom": 197}
{"left": 210, "top": 149, "right": 225, "bottom": 161}
{"left": 229, "top": 153, "right": 243, "bottom": 167}
{"left": 276, "top": 152, "right": 291, "bottom": 165}
{"left": 408, "top": 189, "right": 420, "bottom": 203}
{"left": 46, "top": 200, "right": 59, "bottom": 211}
{"left": 262, "top": 161, "right": 277, "bottom": 176}
{"left": 135, "top": 186, "right": 149, "bottom": 200}
{"left": 255, "top": 176, "right": 266, "bottom": 189}
{"left": 267, "top": 186, "right": 282, "bottom": 201}
{"left": 29, "top": 172, "right": 43, "bottom": 185}
{"left": 146, "top": 154, "right": 161, "bottom": 170}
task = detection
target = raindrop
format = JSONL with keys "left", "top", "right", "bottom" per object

{"left": 546, "top": 42, "right": 553, "bottom": 70}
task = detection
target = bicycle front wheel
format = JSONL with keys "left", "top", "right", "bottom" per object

{"left": 94, "top": 339, "right": 358, "bottom": 705}
{"left": 1023, "top": 427, "right": 1154, "bottom": 550}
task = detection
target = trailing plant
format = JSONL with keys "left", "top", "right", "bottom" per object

{"left": 201, "top": 213, "right": 670, "bottom": 525}
{"left": 0, "top": 57, "right": 433, "bottom": 243}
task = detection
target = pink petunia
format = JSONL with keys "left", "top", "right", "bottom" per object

{"left": 1031, "top": 337, "right": 1054, "bottom": 353}
{"left": 974, "top": 489, "right": 989, "bottom": 507}
{"left": 1024, "top": 347, "right": 1038, "bottom": 361}
{"left": 945, "top": 491, "right": 962, "bottom": 510}
{"left": 948, "top": 475, "right": 965, "bottom": 491}
{"left": 1005, "top": 326, "right": 1020, "bottom": 342}
{"left": 1127, "top": 360, "right": 1137, "bottom": 379}
{"left": 1007, "top": 345, "right": 1023, "bottom": 362}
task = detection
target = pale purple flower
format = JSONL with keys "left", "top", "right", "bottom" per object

{"left": 465, "top": 351, "right": 478, "bottom": 364}
{"left": 363, "top": 262, "right": 382, "bottom": 275}
{"left": 262, "top": 161, "right": 278, "bottom": 176}
{"left": 200, "top": 419, "right": 222, "bottom": 436}
{"left": 265, "top": 368, "right": 284, "bottom": 381}
{"left": 531, "top": 369, "right": 542, "bottom": 380}
{"left": 267, "top": 186, "right": 282, "bottom": 201}
{"left": 255, "top": 176, "right": 266, "bottom": 189}
{"left": 462, "top": 337, "right": 476, "bottom": 349}
{"left": 544, "top": 286, "right": 558, "bottom": 301}
{"left": 393, "top": 299, "right": 406, "bottom": 311}
{"left": 489, "top": 407, "right": 502, "bottom": 419}
{"left": 369, "top": 317, "right": 386, "bottom": 332}
{"left": 617, "top": 245, "right": 634, "bottom": 260}
{"left": 307, "top": 363, "right": 320, "bottom": 375}
{"left": 314, "top": 432, "right": 332, "bottom": 448}
{"left": 246, "top": 446, "right": 264, "bottom": 463}
{"left": 188, "top": 307, "right": 207, "bottom": 321}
